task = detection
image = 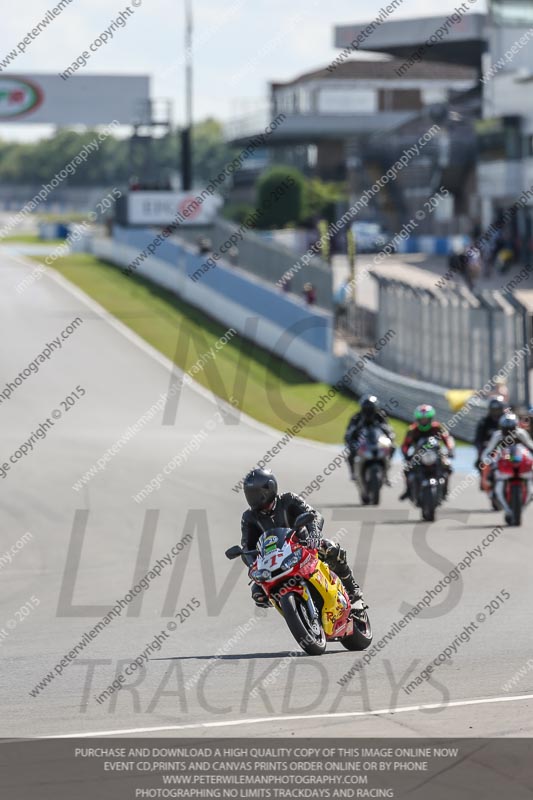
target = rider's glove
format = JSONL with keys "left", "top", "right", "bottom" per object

{"left": 295, "top": 525, "right": 310, "bottom": 544}
{"left": 319, "top": 539, "right": 347, "bottom": 565}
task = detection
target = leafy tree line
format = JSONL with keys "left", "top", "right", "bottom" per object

{"left": 0, "top": 119, "right": 346, "bottom": 226}
{"left": 0, "top": 119, "right": 232, "bottom": 187}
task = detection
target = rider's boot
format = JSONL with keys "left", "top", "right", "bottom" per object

{"left": 399, "top": 483, "right": 411, "bottom": 501}
{"left": 321, "top": 540, "right": 365, "bottom": 606}
{"left": 251, "top": 584, "right": 270, "bottom": 608}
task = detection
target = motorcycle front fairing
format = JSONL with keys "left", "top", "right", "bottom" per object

{"left": 356, "top": 426, "right": 392, "bottom": 461}
{"left": 355, "top": 425, "right": 392, "bottom": 489}
{"left": 495, "top": 445, "right": 533, "bottom": 507}
{"left": 250, "top": 529, "right": 306, "bottom": 583}
{"left": 249, "top": 528, "right": 319, "bottom": 616}
{"left": 249, "top": 528, "right": 353, "bottom": 639}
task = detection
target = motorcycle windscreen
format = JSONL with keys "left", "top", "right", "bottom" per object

{"left": 255, "top": 528, "right": 294, "bottom": 574}
{"left": 257, "top": 528, "right": 292, "bottom": 556}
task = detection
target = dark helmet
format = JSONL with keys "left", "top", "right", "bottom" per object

{"left": 414, "top": 404, "right": 436, "bottom": 432}
{"left": 243, "top": 468, "right": 278, "bottom": 511}
{"left": 488, "top": 395, "right": 505, "bottom": 421}
{"left": 361, "top": 394, "right": 379, "bottom": 422}
{"left": 499, "top": 412, "right": 518, "bottom": 434}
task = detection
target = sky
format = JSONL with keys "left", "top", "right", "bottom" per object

{"left": 0, "top": 0, "right": 488, "bottom": 141}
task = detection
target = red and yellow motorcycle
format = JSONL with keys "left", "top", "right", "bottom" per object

{"left": 226, "top": 512, "right": 372, "bottom": 656}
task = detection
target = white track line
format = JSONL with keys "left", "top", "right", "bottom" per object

{"left": 42, "top": 692, "right": 533, "bottom": 738}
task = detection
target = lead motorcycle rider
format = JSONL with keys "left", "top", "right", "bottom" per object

{"left": 240, "top": 468, "right": 364, "bottom": 609}
{"left": 344, "top": 394, "right": 395, "bottom": 483}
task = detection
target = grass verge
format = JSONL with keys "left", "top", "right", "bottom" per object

{"left": 30, "top": 252, "right": 409, "bottom": 444}
{"left": 2, "top": 235, "right": 66, "bottom": 245}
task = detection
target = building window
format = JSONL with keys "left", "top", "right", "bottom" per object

{"left": 476, "top": 116, "right": 522, "bottom": 161}
{"left": 317, "top": 88, "right": 376, "bottom": 114}
{"left": 422, "top": 87, "right": 447, "bottom": 105}
{"left": 275, "top": 91, "right": 295, "bottom": 113}
{"left": 490, "top": 0, "right": 533, "bottom": 25}
{"left": 379, "top": 89, "right": 422, "bottom": 111}
{"left": 298, "top": 87, "right": 312, "bottom": 113}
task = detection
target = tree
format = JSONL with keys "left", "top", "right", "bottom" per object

{"left": 192, "top": 118, "right": 234, "bottom": 184}
{"left": 302, "top": 177, "right": 346, "bottom": 224}
{"left": 255, "top": 166, "right": 305, "bottom": 228}
{"left": 0, "top": 118, "right": 235, "bottom": 189}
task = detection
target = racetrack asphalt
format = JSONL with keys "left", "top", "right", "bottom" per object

{"left": 1, "top": 249, "right": 532, "bottom": 739}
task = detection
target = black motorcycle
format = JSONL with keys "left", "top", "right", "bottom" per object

{"left": 407, "top": 436, "right": 449, "bottom": 521}
{"left": 353, "top": 424, "right": 393, "bottom": 506}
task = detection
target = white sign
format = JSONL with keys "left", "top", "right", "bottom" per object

{"left": 127, "top": 192, "right": 223, "bottom": 226}
{"left": 0, "top": 74, "right": 150, "bottom": 125}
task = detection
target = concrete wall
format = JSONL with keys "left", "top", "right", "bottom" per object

{"left": 340, "top": 348, "right": 486, "bottom": 443}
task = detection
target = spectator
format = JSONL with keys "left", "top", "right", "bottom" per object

{"left": 448, "top": 244, "right": 465, "bottom": 280}
{"left": 228, "top": 246, "right": 239, "bottom": 266}
{"left": 303, "top": 282, "right": 316, "bottom": 305}
{"left": 495, "top": 239, "right": 515, "bottom": 273}
{"left": 334, "top": 278, "right": 351, "bottom": 327}
{"left": 281, "top": 276, "right": 293, "bottom": 293}
{"left": 197, "top": 236, "right": 212, "bottom": 255}
{"left": 465, "top": 246, "right": 482, "bottom": 290}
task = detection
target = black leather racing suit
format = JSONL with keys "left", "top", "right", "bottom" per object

{"left": 345, "top": 411, "right": 395, "bottom": 476}
{"left": 240, "top": 492, "right": 360, "bottom": 605}
{"left": 474, "top": 416, "right": 500, "bottom": 469}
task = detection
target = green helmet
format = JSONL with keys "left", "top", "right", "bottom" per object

{"left": 414, "top": 404, "right": 436, "bottom": 432}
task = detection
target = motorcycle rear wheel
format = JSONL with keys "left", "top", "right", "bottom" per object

{"left": 280, "top": 591, "right": 326, "bottom": 655}
{"left": 340, "top": 608, "right": 373, "bottom": 651}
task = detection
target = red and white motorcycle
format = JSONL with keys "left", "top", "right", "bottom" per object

{"left": 492, "top": 443, "right": 533, "bottom": 526}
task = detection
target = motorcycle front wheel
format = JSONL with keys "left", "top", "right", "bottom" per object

{"left": 366, "top": 464, "right": 382, "bottom": 506}
{"left": 421, "top": 483, "right": 437, "bottom": 522}
{"left": 280, "top": 591, "right": 326, "bottom": 656}
{"left": 509, "top": 484, "right": 522, "bottom": 526}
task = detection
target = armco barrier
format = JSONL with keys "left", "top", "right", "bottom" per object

{"left": 340, "top": 348, "right": 486, "bottom": 442}
{"left": 93, "top": 227, "right": 337, "bottom": 384}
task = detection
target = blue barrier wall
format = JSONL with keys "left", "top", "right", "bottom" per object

{"left": 112, "top": 226, "right": 331, "bottom": 352}
{"left": 395, "top": 235, "right": 470, "bottom": 256}
{"left": 97, "top": 227, "right": 336, "bottom": 382}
